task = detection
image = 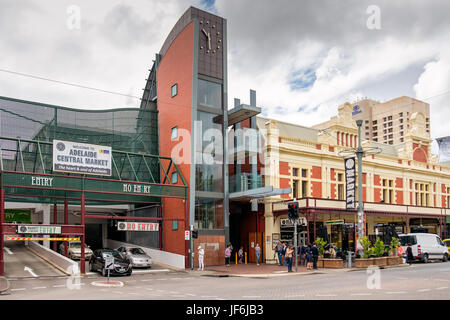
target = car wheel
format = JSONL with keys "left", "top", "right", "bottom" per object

{"left": 443, "top": 253, "right": 448, "bottom": 262}
{"left": 423, "top": 254, "right": 429, "bottom": 263}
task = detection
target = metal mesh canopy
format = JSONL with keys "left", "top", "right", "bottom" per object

{"left": 0, "top": 96, "right": 187, "bottom": 205}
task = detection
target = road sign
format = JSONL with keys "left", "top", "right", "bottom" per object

{"left": 185, "top": 230, "right": 190, "bottom": 240}
{"left": 105, "top": 256, "right": 115, "bottom": 270}
{"left": 17, "top": 225, "right": 61, "bottom": 234}
{"left": 117, "top": 222, "right": 159, "bottom": 231}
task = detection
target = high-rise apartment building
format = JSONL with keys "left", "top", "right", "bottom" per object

{"left": 351, "top": 96, "right": 430, "bottom": 145}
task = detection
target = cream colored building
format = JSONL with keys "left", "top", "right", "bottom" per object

{"left": 259, "top": 99, "right": 448, "bottom": 264}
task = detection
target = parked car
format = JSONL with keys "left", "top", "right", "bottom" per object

{"left": 89, "top": 249, "right": 132, "bottom": 276}
{"left": 443, "top": 239, "right": 450, "bottom": 255}
{"left": 117, "top": 245, "right": 152, "bottom": 268}
{"left": 399, "top": 233, "right": 448, "bottom": 263}
{"left": 59, "top": 241, "right": 93, "bottom": 260}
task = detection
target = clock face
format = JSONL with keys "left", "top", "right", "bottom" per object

{"left": 199, "top": 19, "right": 222, "bottom": 55}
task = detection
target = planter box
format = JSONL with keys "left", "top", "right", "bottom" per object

{"left": 374, "top": 257, "right": 388, "bottom": 267}
{"left": 317, "top": 258, "right": 324, "bottom": 268}
{"left": 387, "top": 256, "right": 403, "bottom": 265}
{"left": 322, "top": 258, "right": 344, "bottom": 269}
{"left": 355, "top": 258, "right": 377, "bottom": 268}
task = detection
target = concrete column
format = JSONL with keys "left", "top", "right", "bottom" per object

{"left": 42, "top": 204, "right": 51, "bottom": 248}
{"left": 102, "top": 223, "right": 108, "bottom": 248}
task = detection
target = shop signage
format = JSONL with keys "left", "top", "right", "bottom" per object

{"left": 53, "top": 140, "right": 111, "bottom": 176}
{"left": 117, "top": 222, "right": 159, "bottom": 231}
{"left": 17, "top": 225, "right": 61, "bottom": 234}
{"left": 325, "top": 220, "right": 345, "bottom": 225}
{"left": 345, "top": 157, "right": 356, "bottom": 210}
{"left": 5, "top": 209, "right": 31, "bottom": 223}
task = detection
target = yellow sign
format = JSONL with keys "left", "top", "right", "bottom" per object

{"left": 325, "top": 220, "right": 345, "bottom": 225}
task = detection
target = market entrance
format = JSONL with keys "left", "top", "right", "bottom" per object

{"left": 0, "top": 137, "right": 187, "bottom": 276}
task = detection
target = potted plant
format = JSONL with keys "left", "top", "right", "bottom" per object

{"left": 388, "top": 237, "right": 402, "bottom": 265}
{"left": 315, "top": 238, "right": 327, "bottom": 268}
{"left": 373, "top": 238, "right": 388, "bottom": 266}
{"left": 355, "top": 236, "right": 374, "bottom": 268}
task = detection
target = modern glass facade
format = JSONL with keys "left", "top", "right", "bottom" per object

{"left": 194, "top": 198, "right": 224, "bottom": 229}
{"left": 0, "top": 96, "right": 160, "bottom": 183}
{"left": 198, "top": 79, "right": 222, "bottom": 109}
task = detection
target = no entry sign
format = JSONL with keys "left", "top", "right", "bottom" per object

{"left": 117, "top": 222, "right": 159, "bottom": 232}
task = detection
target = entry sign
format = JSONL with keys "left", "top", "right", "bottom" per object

{"left": 105, "top": 256, "right": 114, "bottom": 270}
{"left": 345, "top": 157, "right": 356, "bottom": 210}
{"left": 117, "top": 222, "right": 159, "bottom": 232}
{"left": 17, "top": 225, "right": 61, "bottom": 234}
{"left": 53, "top": 140, "right": 111, "bottom": 176}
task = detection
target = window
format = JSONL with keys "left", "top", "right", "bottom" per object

{"left": 337, "top": 173, "right": 344, "bottom": 200}
{"left": 373, "top": 138, "right": 378, "bottom": 142}
{"left": 400, "top": 119, "right": 403, "bottom": 124}
{"left": 301, "top": 180, "right": 308, "bottom": 198}
{"left": 171, "top": 126, "right": 178, "bottom": 140}
{"left": 365, "top": 126, "right": 369, "bottom": 130}
{"left": 384, "top": 124, "right": 387, "bottom": 128}
{"left": 292, "top": 180, "right": 299, "bottom": 198}
{"left": 373, "top": 126, "right": 377, "bottom": 131}
{"left": 301, "top": 169, "right": 307, "bottom": 178}
{"left": 171, "top": 172, "right": 178, "bottom": 184}
{"left": 388, "top": 122, "right": 393, "bottom": 127}
{"left": 389, "top": 140, "right": 393, "bottom": 145}
{"left": 382, "top": 178, "right": 394, "bottom": 203}
{"left": 194, "top": 198, "right": 224, "bottom": 230}
{"left": 400, "top": 131, "right": 404, "bottom": 136}
{"left": 292, "top": 168, "right": 299, "bottom": 177}
{"left": 171, "top": 84, "right": 178, "bottom": 97}
{"left": 388, "top": 128, "right": 393, "bottom": 133}
{"left": 399, "top": 112, "right": 403, "bottom": 117}
{"left": 415, "top": 182, "right": 430, "bottom": 207}
{"left": 388, "top": 116, "right": 392, "bottom": 121}
{"left": 198, "top": 79, "right": 222, "bottom": 109}
{"left": 400, "top": 138, "right": 404, "bottom": 143}
{"left": 400, "top": 125, "right": 403, "bottom": 130}
{"left": 383, "top": 129, "right": 387, "bottom": 134}
{"left": 373, "top": 132, "right": 378, "bottom": 137}
{"left": 383, "top": 117, "right": 387, "bottom": 122}
{"left": 172, "top": 221, "right": 178, "bottom": 231}
{"left": 372, "top": 120, "right": 377, "bottom": 125}
{"left": 365, "top": 120, "right": 369, "bottom": 124}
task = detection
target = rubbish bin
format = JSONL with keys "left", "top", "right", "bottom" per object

{"left": 347, "top": 251, "right": 355, "bottom": 268}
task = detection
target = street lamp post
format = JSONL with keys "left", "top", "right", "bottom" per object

{"left": 356, "top": 120, "right": 365, "bottom": 239}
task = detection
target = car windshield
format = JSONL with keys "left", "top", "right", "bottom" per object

{"left": 399, "top": 235, "right": 417, "bottom": 246}
{"left": 128, "top": 248, "right": 145, "bottom": 255}
{"left": 102, "top": 251, "right": 123, "bottom": 259}
{"left": 70, "top": 243, "right": 81, "bottom": 248}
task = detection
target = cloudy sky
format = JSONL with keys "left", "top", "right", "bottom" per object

{"left": 1, "top": 0, "right": 450, "bottom": 153}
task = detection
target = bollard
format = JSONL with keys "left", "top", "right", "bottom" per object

{"left": 235, "top": 252, "right": 238, "bottom": 264}
{"left": 245, "top": 252, "right": 247, "bottom": 264}
{"left": 348, "top": 251, "right": 352, "bottom": 268}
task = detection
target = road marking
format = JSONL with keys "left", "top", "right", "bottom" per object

{"left": 434, "top": 279, "right": 450, "bottom": 282}
{"left": 202, "top": 295, "right": 219, "bottom": 298}
{"left": 436, "top": 287, "right": 448, "bottom": 290}
{"left": 172, "top": 295, "right": 186, "bottom": 298}
{"left": 32, "top": 287, "right": 47, "bottom": 290}
{"left": 185, "top": 293, "right": 196, "bottom": 296}
{"left": 242, "top": 296, "right": 260, "bottom": 298}
{"left": 170, "top": 278, "right": 181, "bottom": 280}
{"left": 128, "top": 293, "right": 138, "bottom": 295}
{"left": 215, "top": 298, "right": 225, "bottom": 300}
{"left": 126, "top": 280, "right": 136, "bottom": 283}
{"left": 417, "top": 289, "right": 431, "bottom": 292}
{"left": 286, "top": 294, "right": 306, "bottom": 297}
{"left": 386, "top": 291, "right": 407, "bottom": 294}
{"left": 156, "top": 278, "right": 167, "bottom": 281}
{"left": 53, "top": 285, "right": 66, "bottom": 288}
{"left": 141, "top": 279, "right": 152, "bottom": 282}
{"left": 145, "top": 288, "right": 154, "bottom": 291}
{"left": 24, "top": 267, "right": 38, "bottom": 278}
{"left": 11, "top": 288, "right": 26, "bottom": 291}
{"left": 112, "top": 291, "right": 122, "bottom": 294}
{"left": 350, "top": 293, "right": 372, "bottom": 296}
{"left": 3, "top": 247, "right": 13, "bottom": 255}
{"left": 315, "top": 294, "right": 337, "bottom": 297}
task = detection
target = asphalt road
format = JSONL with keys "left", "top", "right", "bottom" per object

{"left": 2, "top": 261, "right": 450, "bottom": 300}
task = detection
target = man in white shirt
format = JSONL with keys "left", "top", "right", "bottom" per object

{"left": 198, "top": 246, "right": 204, "bottom": 271}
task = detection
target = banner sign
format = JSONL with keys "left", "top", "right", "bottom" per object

{"left": 5, "top": 209, "right": 31, "bottom": 223}
{"left": 437, "top": 136, "right": 450, "bottom": 162}
{"left": 345, "top": 157, "right": 356, "bottom": 210}
{"left": 117, "top": 222, "right": 159, "bottom": 232}
{"left": 17, "top": 225, "right": 62, "bottom": 234}
{"left": 325, "top": 219, "right": 345, "bottom": 225}
{"left": 53, "top": 140, "right": 111, "bottom": 176}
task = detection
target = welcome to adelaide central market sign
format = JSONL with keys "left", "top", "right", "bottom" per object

{"left": 53, "top": 140, "right": 111, "bottom": 176}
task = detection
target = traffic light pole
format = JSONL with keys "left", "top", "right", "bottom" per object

{"left": 294, "top": 220, "right": 298, "bottom": 272}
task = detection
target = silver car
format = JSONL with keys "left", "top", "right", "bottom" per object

{"left": 117, "top": 246, "right": 152, "bottom": 268}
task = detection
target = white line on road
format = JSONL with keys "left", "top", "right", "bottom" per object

{"left": 11, "top": 288, "right": 26, "bottom": 291}
{"left": 386, "top": 291, "right": 407, "bottom": 294}
{"left": 315, "top": 294, "right": 337, "bottom": 297}
{"left": 140, "top": 279, "right": 152, "bottom": 282}
{"left": 128, "top": 293, "right": 138, "bottom": 295}
{"left": 286, "top": 294, "right": 306, "bottom": 297}
{"left": 112, "top": 291, "right": 122, "bottom": 294}
{"left": 32, "top": 287, "right": 47, "bottom": 290}
{"left": 350, "top": 293, "right": 372, "bottom": 296}
{"left": 53, "top": 285, "right": 66, "bottom": 288}
{"left": 242, "top": 296, "right": 260, "bottom": 298}
{"left": 3, "top": 247, "right": 13, "bottom": 255}
{"left": 202, "top": 295, "right": 219, "bottom": 298}
{"left": 436, "top": 287, "right": 448, "bottom": 290}
{"left": 185, "top": 293, "right": 196, "bottom": 296}
{"left": 155, "top": 279, "right": 167, "bottom": 281}
{"left": 145, "top": 288, "right": 153, "bottom": 291}
{"left": 417, "top": 289, "right": 431, "bottom": 292}
{"left": 24, "top": 267, "right": 38, "bottom": 278}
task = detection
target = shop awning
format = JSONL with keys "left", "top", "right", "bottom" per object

{"left": 229, "top": 186, "right": 291, "bottom": 202}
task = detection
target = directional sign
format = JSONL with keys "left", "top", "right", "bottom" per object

{"left": 105, "top": 256, "right": 115, "bottom": 270}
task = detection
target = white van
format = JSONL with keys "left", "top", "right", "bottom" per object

{"left": 399, "top": 233, "right": 448, "bottom": 263}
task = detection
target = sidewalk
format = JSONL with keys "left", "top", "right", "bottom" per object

{"left": 186, "top": 262, "right": 410, "bottom": 278}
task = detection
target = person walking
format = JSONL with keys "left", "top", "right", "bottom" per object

{"left": 255, "top": 243, "right": 261, "bottom": 265}
{"left": 311, "top": 242, "right": 319, "bottom": 270}
{"left": 286, "top": 245, "right": 294, "bottom": 272}
{"left": 197, "top": 246, "right": 204, "bottom": 271}
{"left": 275, "top": 241, "right": 283, "bottom": 266}
{"left": 238, "top": 246, "right": 244, "bottom": 264}
{"left": 406, "top": 243, "right": 414, "bottom": 265}
{"left": 282, "top": 242, "right": 287, "bottom": 266}
{"left": 306, "top": 245, "right": 313, "bottom": 270}
{"left": 225, "top": 245, "right": 231, "bottom": 266}
{"left": 300, "top": 244, "right": 307, "bottom": 266}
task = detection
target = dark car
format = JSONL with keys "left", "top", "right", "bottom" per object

{"left": 89, "top": 249, "right": 132, "bottom": 277}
